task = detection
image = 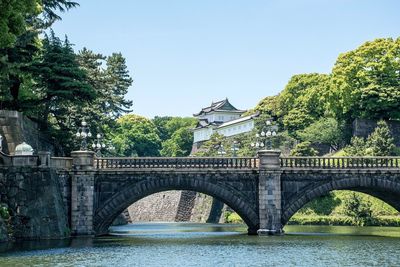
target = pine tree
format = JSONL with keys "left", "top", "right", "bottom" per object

{"left": 344, "top": 137, "right": 367, "bottom": 156}
{"left": 365, "top": 120, "right": 396, "bottom": 156}
{"left": 290, "top": 141, "right": 318, "bottom": 156}
{"left": 105, "top": 53, "right": 133, "bottom": 119}
{"left": 31, "top": 31, "right": 95, "bottom": 124}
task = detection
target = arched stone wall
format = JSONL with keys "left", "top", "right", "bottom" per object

{"left": 282, "top": 173, "right": 400, "bottom": 225}
{"left": 94, "top": 173, "right": 259, "bottom": 235}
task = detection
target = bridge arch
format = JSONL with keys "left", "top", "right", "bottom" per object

{"left": 94, "top": 174, "right": 259, "bottom": 235}
{"left": 282, "top": 174, "right": 400, "bottom": 225}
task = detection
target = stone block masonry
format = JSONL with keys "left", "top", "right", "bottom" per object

{"left": 0, "top": 167, "right": 69, "bottom": 240}
{"left": 0, "top": 110, "right": 55, "bottom": 155}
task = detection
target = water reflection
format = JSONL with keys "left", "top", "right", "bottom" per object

{"left": 0, "top": 223, "right": 400, "bottom": 267}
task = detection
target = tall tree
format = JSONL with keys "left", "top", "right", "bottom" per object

{"left": 27, "top": 31, "right": 94, "bottom": 155}
{"left": 278, "top": 73, "right": 331, "bottom": 135}
{"left": 105, "top": 53, "right": 133, "bottom": 119}
{"left": 112, "top": 114, "right": 161, "bottom": 157}
{"left": 0, "top": 0, "right": 39, "bottom": 48}
{"left": 0, "top": 0, "right": 79, "bottom": 110}
{"left": 331, "top": 38, "right": 400, "bottom": 121}
{"left": 297, "top": 117, "right": 344, "bottom": 151}
{"left": 365, "top": 120, "right": 395, "bottom": 156}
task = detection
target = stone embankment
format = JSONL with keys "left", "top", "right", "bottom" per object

{"left": 0, "top": 167, "right": 69, "bottom": 240}
{"left": 0, "top": 217, "right": 7, "bottom": 242}
{"left": 127, "top": 191, "right": 226, "bottom": 223}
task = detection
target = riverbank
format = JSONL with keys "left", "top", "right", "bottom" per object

{"left": 288, "top": 214, "right": 400, "bottom": 227}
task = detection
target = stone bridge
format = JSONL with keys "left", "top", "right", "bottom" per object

{"left": 2, "top": 151, "right": 400, "bottom": 237}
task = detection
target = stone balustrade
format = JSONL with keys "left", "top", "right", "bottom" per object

{"left": 280, "top": 156, "right": 400, "bottom": 169}
{"left": 95, "top": 157, "right": 259, "bottom": 169}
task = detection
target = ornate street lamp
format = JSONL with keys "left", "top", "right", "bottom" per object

{"left": 217, "top": 144, "right": 226, "bottom": 157}
{"left": 0, "top": 134, "right": 3, "bottom": 152}
{"left": 75, "top": 120, "right": 92, "bottom": 150}
{"left": 250, "top": 119, "right": 278, "bottom": 151}
{"left": 92, "top": 133, "right": 106, "bottom": 157}
{"left": 231, "top": 141, "right": 239, "bottom": 157}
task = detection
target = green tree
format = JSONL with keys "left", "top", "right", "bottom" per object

{"left": 0, "top": 0, "right": 79, "bottom": 110}
{"left": 343, "top": 192, "right": 373, "bottom": 225}
{"left": 195, "top": 133, "right": 226, "bottom": 157}
{"left": 153, "top": 116, "right": 196, "bottom": 142}
{"left": 112, "top": 114, "right": 161, "bottom": 156}
{"left": 104, "top": 53, "right": 133, "bottom": 118}
{"left": 331, "top": 38, "right": 400, "bottom": 121}
{"left": 30, "top": 32, "right": 95, "bottom": 125}
{"left": 244, "top": 95, "right": 279, "bottom": 116}
{"left": 290, "top": 141, "right": 318, "bottom": 156}
{"left": 297, "top": 117, "right": 344, "bottom": 151}
{"left": 0, "top": 0, "right": 39, "bottom": 48}
{"left": 76, "top": 48, "right": 133, "bottom": 138}
{"left": 282, "top": 107, "right": 314, "bottom": 134}
{"left": 160, "top": 127, "right": 194, "bottom": 157}
{"left": 278, "top": 73, "right": 330, "bottom": 118}
{"left": 344, "top": 137, "right": 367, "bottom": 156}
{"left": 365, "top": 120, "right": 395, "bottom": 156}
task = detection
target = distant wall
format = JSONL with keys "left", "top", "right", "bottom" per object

{"left": 128, "top": 191, "right": 181, "bottom": 222}
{"left": 0, "top": 110, "right": 55, "bottom": 155}
{"left": 127, "top": 191, "right": 225, "bottom": 223}
{"left": 353, "top": 118, "right": 400, "bottom": 146}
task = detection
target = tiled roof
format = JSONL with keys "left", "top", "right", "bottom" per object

{"left": 216, "top": 112, "right": 260, "bottom": 129}
{"left": 193, "top": 98, "right": 246, "bottom": 116}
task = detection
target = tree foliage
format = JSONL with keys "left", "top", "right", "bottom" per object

{"left": 112, "top": 114, "right": 161, "bottom": 157}
{"left": 31, "top": 32, "right": 95, "bottom": 123}
{"left": 343, "top": 192, "right": 373, "bottom": 225}
{"left": 157, "top": 117, "right": 196, "bottom": 157}
{"left": 344, "top": 121, "right": 395, "bottom": 156}
{"left": 365, "top": 120, "right": 395, "bottom": 156}
{"left": 297, "top": 117, "right": 344, "bottom": 151}
{"left": 160, "top": 127, "right": 194, "bottom": 157}
{"left": 0, "top": 0, "right": 39, "bottom": 48}
{"left": 331, "top": 38, "right": 400, "bottom": 120}
{"left": 290, "top": 141, "right": 318, "bottom": 156}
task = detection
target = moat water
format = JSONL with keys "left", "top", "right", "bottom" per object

{"left": 1, "top": 223, "right": 400, "bottom": 266}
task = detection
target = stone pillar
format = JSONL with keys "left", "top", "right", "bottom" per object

{"left": 257, "top": 150, "right": 283, "bottom": 235}
{"left": 71, "top": 151, "right": 95, "bottom": 236}
{"left": 38, "top": 151, "right": 51, "bottom": 167}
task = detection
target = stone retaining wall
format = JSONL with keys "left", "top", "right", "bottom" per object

{"left": 0, "top": 110, "right": 55, "bottom": 155}
{"left": 0, "top": 217, "right": 7, "bottom": 242}
{"left": 0, "top": 167, "right": 69, "bottom": 240}
{"left": 127, "top": 190, "right": 226, "bottom": 224}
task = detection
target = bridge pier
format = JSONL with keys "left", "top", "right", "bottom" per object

{"left": 257, "top": 150, "right": 283, "bottom": 235}
{"left": 70, "top": 151, "right": 96, "bottom": 236}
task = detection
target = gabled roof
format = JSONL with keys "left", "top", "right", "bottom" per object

{"left": 216, "top": 112, "right": 260, "bottom": 129}
{"left": 194, "top": 119, "right": 223, "bottom": 129}
{"left": 193, "top": 98, "right": 246, "bottom": 117}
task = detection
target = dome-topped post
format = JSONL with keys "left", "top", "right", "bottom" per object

{"left": 12, "top": 142, "right": 38, "bottom": 166}
{"left": 14, "top": 142, "right": 34, "bottom": 156}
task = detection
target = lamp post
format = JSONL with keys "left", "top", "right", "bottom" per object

{"left": 75, "top": 120, "right": 92, "bottom": 150}
{"left": 92, "top": 133, "right": 106, "bottom": 157}
{"left": 217, "top": 144, "right": 226, "bottom": 157}
{"left": 250, "top": 119, "right": 278, "bottom": 151}
{"left": 231, "top": 141, "right": 239, "bottom": 157}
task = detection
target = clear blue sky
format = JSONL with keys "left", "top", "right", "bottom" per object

{"left": 52, "top": 0, "right": 400, "bottom": 118}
